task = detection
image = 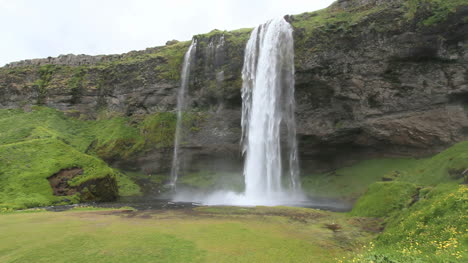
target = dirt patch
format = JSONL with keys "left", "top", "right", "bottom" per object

{"left": 348, "top": 217, "right": 385, "bottom": 233}
{"left": 191, "top": 206, "right": 329, "bottom": 224}
{"left": 48, "top": 168, "right": 83, "bottom": 196}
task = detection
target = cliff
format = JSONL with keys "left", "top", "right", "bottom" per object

{"left": 1, "top": 0, "right": 467, "bottom": 175}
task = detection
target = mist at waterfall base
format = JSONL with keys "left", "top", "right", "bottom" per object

{"left": 172, "top": 18, "right": 310, "bottom": 207}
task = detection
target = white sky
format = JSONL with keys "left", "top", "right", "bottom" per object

{"left": 0, "top": 0, "right": 335, "bottom": 66}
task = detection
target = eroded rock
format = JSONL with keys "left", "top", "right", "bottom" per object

{"left": 48, "top": 168, "right": 118, "bottom": 202}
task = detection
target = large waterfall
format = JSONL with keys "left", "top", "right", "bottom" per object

{"left": 170, "top": 39, "right": 197, "bottom": 190}
{"left": 173, "top": 17, "right": 303, "bottom": 206}
{"left": 240, "top": 17, "right": 301, "bottom": 203}
{"left": 173, "top": 18, "right": 304, "bottom": 205}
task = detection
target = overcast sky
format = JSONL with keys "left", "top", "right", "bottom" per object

{"left": 0, "top": 0, "right": 335, "bottom": 66}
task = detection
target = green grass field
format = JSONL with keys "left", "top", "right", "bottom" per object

{"left": 0, "top": 206, "right": 379, "bottom": 263}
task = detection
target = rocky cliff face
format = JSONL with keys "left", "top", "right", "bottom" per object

{"left": 291, "top": 0, "right": 468, "bottom": 170}
{"left": 1, "top": 0, "right": 467, "bottom": 174}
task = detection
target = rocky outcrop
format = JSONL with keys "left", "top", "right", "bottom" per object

{"left": 291, "top": 0, "right": 468, "bottom": 170}
{"left": 0, "top": 0, "right": 467, "bottom": 174}
{"left": 48, "top": 168, "right": 118, "bottom": 202}
{"left": 5, "top": 54, "right": 114, "bottom": 68}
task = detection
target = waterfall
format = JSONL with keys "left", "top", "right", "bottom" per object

{"left": 173, "top": 18, "right": 304, "bottom": 206}
{"left": 170, "top": 39, "right": 197, "bottom": 190}
{"left": 240, "top": 17, "right": 301, "bottom": 202}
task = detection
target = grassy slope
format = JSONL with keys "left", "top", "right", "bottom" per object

{"left": 290, "top": 3, "right": 468, "bottom": 260}
{"left": 0, "top": 105, "right": 205, "bottom": 209}
{"left": 301, "top": 158, "right": 420, "bottom": 201}
{"left": 0, "top": 108, "right": 121, "bottom": 209}
{"left": 0, "top": 107, "right": 185, "bottom": 208}
{"left": 346, "top": 141, "right": 468, "bottom": 262}
{"left": 350, "top": 141, "right": 468, "bottom": 217}
{"left": 0, "top": 206, "right": 379, "bottom": 263}
{"left": 0, "top": 139, "right": 116, "bottom": 209}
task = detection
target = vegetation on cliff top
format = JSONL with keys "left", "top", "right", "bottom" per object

{"left": 2, "top": 0, "right": 465, "bottom": 101}
{"left": 290, "top": 0, "right": 467, "bottom": 67}
{"left": 404, "top": 0, "right": 468, "bottom": 26}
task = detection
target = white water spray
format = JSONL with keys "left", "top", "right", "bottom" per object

{"left": 239, "top": 17, "right": 301, "bottom": 203}
{"left": 170, "top": 39, "right": 197, "bottom": 190}
{"left": 174, "top": 18, "right": 304, "bottom": 206}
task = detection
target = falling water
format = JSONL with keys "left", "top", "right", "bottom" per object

{"left": 170, "top": 39, "right": 197, "bottom": 190}
{"left": 240, "top": 17, "right": 301, "bottom": 203}
{"left": 173, "top": 18, "right": 304, "bottom": 205}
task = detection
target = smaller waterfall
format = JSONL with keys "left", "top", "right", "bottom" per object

{"left": 170, "top": 39, "right": 197, "bottom": 190}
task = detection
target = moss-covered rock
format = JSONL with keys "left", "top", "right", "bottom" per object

{"left": 0, "top": 138, "right": 118, "bottom": 209}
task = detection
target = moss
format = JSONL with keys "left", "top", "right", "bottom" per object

{"left": 140, "top": 112, "right": 178, "bottom": 148}
{"left": 115, "top": 173, "right": 142, "bottom": 197}
{"left": 291, "top": 7, "right": 380, "bottom": 32}
{"left": 140, "top": 111, "right": 205, "bottom": 148}
{"left": 0, "top": 138, "right": 117, "bottom": 209}
{"left": 90, "top": 41, "right": 191, "bottom": 82}
{"left": 350, "top": 181, "right": 418, "bottom": 217}
{"left": 345, "top": 141, "right": 468, "bottom": 216}
{"left": 124, "top": 171, "right": 167, "bottom": 185}
{"left": 397, "top": 141, "right": 468, "bottom": 185}
{"left": 0, "top": 107, "right": 205, "bottom": 161}
{"left": 303, "top": 141, "right": 468, "bottom": 202}
{"left": 404, "top": 0, "right": 467, "bottom": 26}
{"left": 68, "top": 67, "right": 87, "bottom": 103}
{"left": 33, "top": 65, "right": 60, "bottom": 104}
{"left": 88, "top": 116, "right": 145, "bottom": 160}
{"left": 195, "top": 29, "right": 224, "bottom": 39}
{"left": 0, "top": 107, "right": 207, "bottom": 208}
{"left": 152, "top": 41, "right": 192, "bottom": 81}
{"left": 0, "top": 107, "right": 94, "bottom": 151}
{"left": 301, "top": 158, "right": 420, "bottom": 200}
{"left": 195, "top": 28, "right": 252, "bottom": 46}
{"left": 290, "top": 3, "right": 388, "bottom": 62}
